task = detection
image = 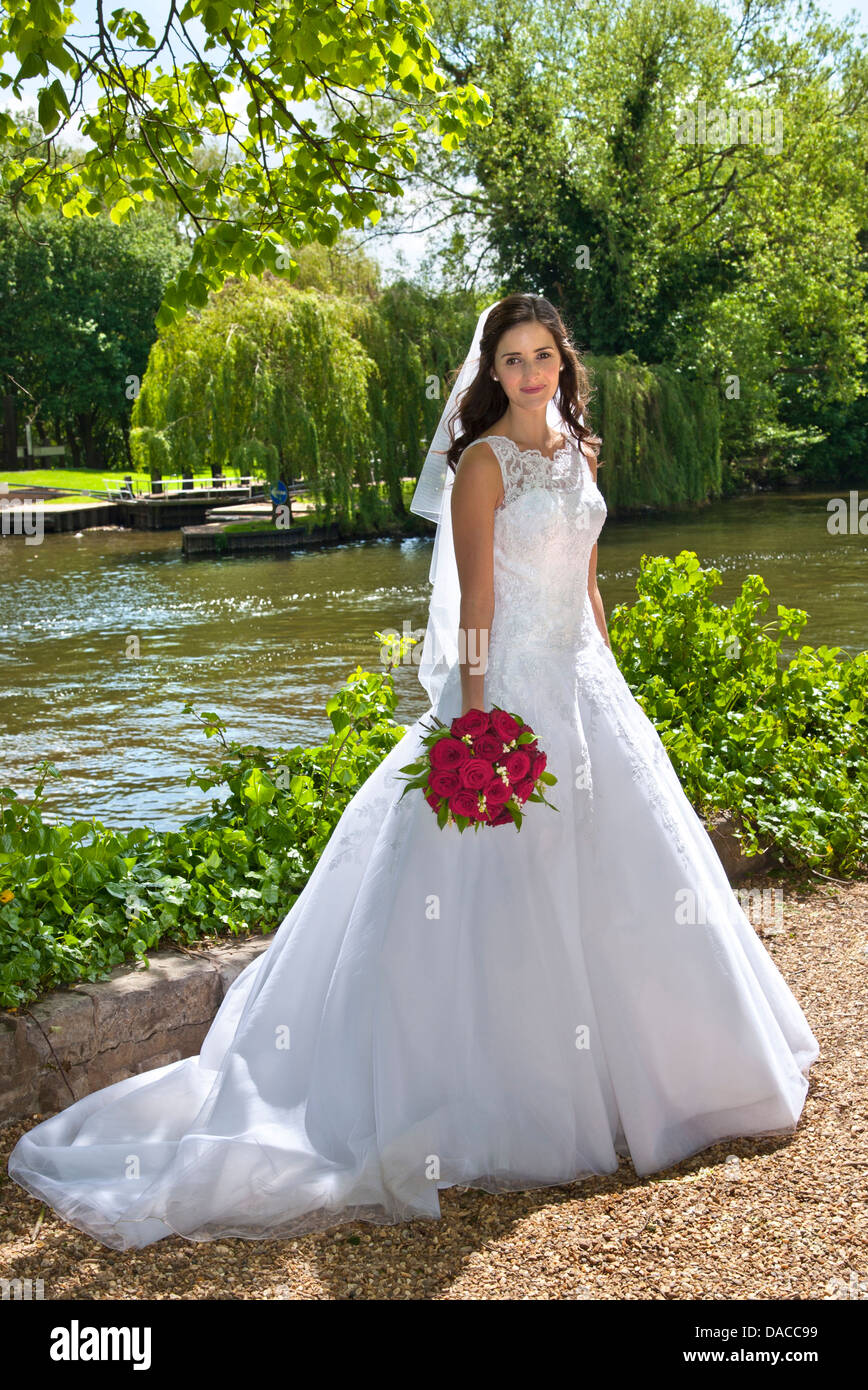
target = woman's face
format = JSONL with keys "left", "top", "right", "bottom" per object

{"left": 490, "top": 322, "right": 562, "bottom": 410}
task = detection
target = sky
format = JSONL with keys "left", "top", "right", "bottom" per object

{"left": 1, "top": 0, "right": 865, "bottom": 284}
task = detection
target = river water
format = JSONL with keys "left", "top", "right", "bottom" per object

{"left": 1, "top": 488, "right": 864, "bottom": 827}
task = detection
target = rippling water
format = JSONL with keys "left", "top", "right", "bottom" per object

{"left": 1, "top": 487, "right": 864, "bottom": 827}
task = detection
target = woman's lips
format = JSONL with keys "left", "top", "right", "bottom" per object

{"left": 521, "top": 385, "right": 544, "bottom": 393}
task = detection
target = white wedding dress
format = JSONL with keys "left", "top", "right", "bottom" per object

{"left": 7, "top": 434, "right": 819, "bottom": 1249}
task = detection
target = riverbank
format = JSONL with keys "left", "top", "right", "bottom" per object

{"left": 1, "top": 490, "right": 274, "bottom": 534}
{"left": 179, "top": 479, "right": 840, "bottom": 557}
{"left": 181, "top": 510, "right": 432, "bottom": 556}
{"left": 7, "top": 467, "right": 836, "bottom": 553}
{"left": 1, "top": 479, "right": 434, "bottom": 546}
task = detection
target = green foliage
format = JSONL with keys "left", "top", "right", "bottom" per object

{"left": 3, "top": 0, "right": 866, "bottom": 486}
{"left": 0, "top": 203, "right": 188, "bottom": 469}
{"left": 0, "top": 662, "right": 406, "bottom": 1009}
{"left": 130, "top": 281, "right": 376, "bottom": 521}
{"left": 799, "top": 389, "right": 868, "bottom": 489}
{"left": 0, "top": 1, "right": 492, "bottom": 322}
{"left": 130, "top": 271, "right": 489, "bottom": 523}
{"left": 609, "top": 551, "right": 868, "bottom": 873}
{"left": 353, "top": 281, "right": 484, "bottom": 516}
{"left": 417, "top": 0, "right": 868, "bottom": 480}
{"left": 587, "top": 352, "right": 721, "bottom": 513}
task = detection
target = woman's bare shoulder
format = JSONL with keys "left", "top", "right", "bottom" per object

{"left": 452, "top": 438, "right": 503, "bottom": 508}
{"left": 456, "top": 437, "right": 500, "bottom": 470}
{"left": 453, "top": 438, "right": 504, "bottom": 487}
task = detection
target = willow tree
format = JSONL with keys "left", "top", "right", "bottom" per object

{"left": 587, "top": 354, "right": 721, "bottom": 515}
{"left": 130, "top": 280, "right": 377, "bottom": 523}
{"left": 353, "top": 281, "right": 482, "bottom": 515}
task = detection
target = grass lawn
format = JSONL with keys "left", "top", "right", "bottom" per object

{"left": 0, "top": 467, "right": 253, "bottom": 492}
{"left": 2, "top": 474, "right": 424, "bottom": 521}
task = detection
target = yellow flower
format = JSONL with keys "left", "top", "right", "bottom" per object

{"left": 0, "top": 888, "right": 13, "bottom": 903}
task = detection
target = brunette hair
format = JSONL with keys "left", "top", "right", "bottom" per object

{"left": 445, "top": 294, "right": 602, "bottom": 473}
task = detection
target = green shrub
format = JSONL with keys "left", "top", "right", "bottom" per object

{"left": 609, "top": 551, "right": 868, "bottom": 874}
{"left": 0, "top": 662, "right": 406, "bottom": 1008}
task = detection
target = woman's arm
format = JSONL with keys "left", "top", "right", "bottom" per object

{"left": 586, "top": 453, "right": 611, "bottom": 650}
{"left": 450, "top": 442, "right": 502, "bottom": 715}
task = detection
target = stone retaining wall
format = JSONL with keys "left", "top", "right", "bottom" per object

{"left": 1, "top": 934, "right": 274, "bottom": 1125}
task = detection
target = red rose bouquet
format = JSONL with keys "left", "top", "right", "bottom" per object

{"left": 396, "top": 705, "right": 558, "bottom": 831}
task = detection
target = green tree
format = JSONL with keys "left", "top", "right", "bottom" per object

{"left": 0, "top": 0, "right": 491, "bottom": 322}
{"left": 130, "top": 278, "right": 379, "bottom": 521}
{"left": 354, "top": 279, "right": 483, "bottom": 514}
{"left": 380, "top": 0, "right": 868, "bottom": 478}
{"left": 0, "top": 197, "right": 189, "bottom": 468}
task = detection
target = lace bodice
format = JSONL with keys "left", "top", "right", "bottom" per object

{"left": 445, "top": 430, "right": 701, "bottom": 869}
{"left": 467, "top": 432, "right": 608, "bottom": 662}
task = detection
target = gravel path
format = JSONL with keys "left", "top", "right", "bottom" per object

{"left": 2, "top": 869, "right": 865, "bottom": 1301}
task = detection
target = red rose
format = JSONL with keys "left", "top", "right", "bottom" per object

{"left": 430, "top": 769, "right": 460, "bottom": 798}
{"left": 424, "top": 787, "right": 441, "bottom": 809}
{"left": 473, "top": 732, "right": 504, "bottom": 760}
{"left": 452, "top": 708, "right": 490, "bottom": 738}
{"left": 504, "top": 749, "right": 531, "bottom": 782}
{"left": 450, "top": 788, "right": 482, "bottom": 820}
{"left": 531, "top": 751, "right": 547, "bottom": 780}
{"left": 490, "top": 708, "right": 522, "bottom": 742}
{"left": 459, "top": 757, "right": 493, "bottom": 791}
{"left": 430, "top": 736, "right": 471, "bottom": 771}
{"left": 483, "top": 775, "right": 512, "bottom": 805}
{"left": 514, "top": 777, "right": 535, "bottom": 803}
{"left": 486, "top": 804, "right": 514, "bottom": 826}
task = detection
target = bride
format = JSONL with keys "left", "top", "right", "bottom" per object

{"left": 7, "top": 294, "right": 819, "bottom": 1250}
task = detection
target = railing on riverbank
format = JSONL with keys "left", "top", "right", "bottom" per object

{"left": 102, "top": 474, "right": 267, "bottom": 501}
